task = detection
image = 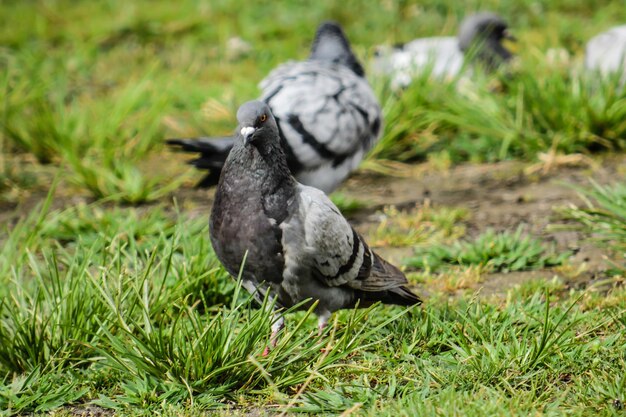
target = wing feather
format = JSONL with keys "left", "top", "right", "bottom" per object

{"left": 260, "top": 61, "right": 381, "bottom": 169}
{"left": 289, "top": 185, "right": 408, "bottom": 292}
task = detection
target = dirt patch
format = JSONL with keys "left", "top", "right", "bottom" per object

{"left": 339, "top": 155, "right": 625, "bottom": 297}
{"left": 64, "top": 404, "right": 115, "bottom": 416}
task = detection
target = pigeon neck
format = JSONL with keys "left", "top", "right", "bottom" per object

{"left": 229, "top": 139, "right": 295, "bottom": 191}
{"left": 310, "top": 36, "right": 365, "bottom": 77}
{"left": 477, "top": 39, "right": 511, "bottom": 69}
{"left": 462, "top": 37, "right": 511, "bottom": 70}
{"left": 489, "top": 39, "right": 512, "bottom": 60}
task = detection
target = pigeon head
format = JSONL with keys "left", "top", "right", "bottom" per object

{"left": 458, "top": 12, "right": 514, "bottom": 67}
{"left": 310, "top": 21, "right": 365, "bottom": 77}
{"left": 237, "top": 100, "right": 279, "bottom": 148}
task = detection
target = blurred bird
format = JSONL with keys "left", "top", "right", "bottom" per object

{"left": 210, "top": 100, "right": 420, "bottom": 352}
{"left": 372, "top": 12, "right": 515, "bottom": 88}
{"left": 585, "top": 25, "right": 626, "bottom": 80}
{"left": 168, "top": 21, "right": 381, "bottom": 193}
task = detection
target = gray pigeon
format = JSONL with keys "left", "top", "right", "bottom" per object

{"left": 372, "top": 12, "right": 514, "bottom": 88}
{"left": 210, "top": 100, "right": 420, "bottom": 348}
{"left": 168, "top": 21, "right": 382, "bottom": 193}
{"left": 585, "top": 25, "right": 626, "bottom": 80}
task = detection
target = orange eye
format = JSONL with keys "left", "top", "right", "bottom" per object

{"left": 260, "top": 114, "right": 267, "bottom": 122}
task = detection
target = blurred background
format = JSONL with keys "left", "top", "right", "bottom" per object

{"left": 1, "top": 0, "right": 626, "bottom": 204}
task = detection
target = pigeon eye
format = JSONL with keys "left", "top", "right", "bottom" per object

{"left": 260, "top": 114, "right": 267, "bottom": 123}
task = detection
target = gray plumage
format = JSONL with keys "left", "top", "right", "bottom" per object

{"left": 372, "top": 12, "right": 514, "bottom": 88}
{"left": 210, "top": 101, "right": 420, "bottom": 337}
{"left": 168, "top": 21, "right": 381, "bottom": 193}
{"left": 585, "top": 25, "right": 626, "bottom": 79}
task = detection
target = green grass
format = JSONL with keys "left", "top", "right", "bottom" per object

{"left": 1, "top": 51, "right": 185, "bottom": 203}
{"left": 369, "top": 204, "right": 468, "bottom": 247}
{"left": 559, "top": 180, "right": 626, "bottom": 274}
{"left": 0, "top": 200, "right": 389, "bottom": 413}
{"left": 562, "top": 180, "right": 626, "bottom": 248}
{"left": 405, "top": 226, "right": 571, "bottom": 273}
{"left": 330, "top": 192, "right": 369, "bottom": 216}
{"left": 370, "top": 61, "right": 626, "bottom": 166}
{"left": 276, "top": 289, "right": 626, "bottom": 416}
{"left": 0, "top": 196, "right": 624, "bottom": 415}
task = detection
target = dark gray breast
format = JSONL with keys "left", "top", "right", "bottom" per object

{"left": 209, "top": 142, "right": 295, "bottom": 285}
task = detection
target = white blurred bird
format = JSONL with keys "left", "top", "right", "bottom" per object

{"left": 372, "top": 12, "right": 515, "bottom": 88}
{"left": 585, "top": 25, "right": 626, "bottom": 80}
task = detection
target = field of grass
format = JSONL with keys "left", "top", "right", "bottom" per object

{"left": 1, "top": 0, "right": 625, "bottom": 415}
{"left": 1, "top": 196, "right": 625, "bottom": 416}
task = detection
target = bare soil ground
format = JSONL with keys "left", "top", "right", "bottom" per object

{"left": 341, "top": 155, "right": 626, "bottom": 298}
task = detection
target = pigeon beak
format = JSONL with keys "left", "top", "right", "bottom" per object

{"left": 241, "top": 126, "right": 256, "bottom": 145}
{"left": 502, "top": 29, "right": 516, "bottom": 42}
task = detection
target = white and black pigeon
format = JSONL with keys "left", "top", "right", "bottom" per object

{"left": 584, "top": 25, "right": 626, "bottom": 80}
{"left": 372, "top": 12, "right": 515, "bottom": 88}
{"left": 168, "top": 21, "right": 382, "bottom": 194}
{"left": 210, "top": 100, "right": 420, "bottom": 350}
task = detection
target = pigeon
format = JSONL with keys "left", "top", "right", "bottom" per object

{"left": 209, "top": 100, "right": 421, "bottom": 349}
{"left": 584, "top": 25, "right": 626, "bottom": 80}
{"left": 168, "top": 21, "right": 382, "bottom": 194}
{"left": 372, "top": 12, "right": 515, "bottom": 88}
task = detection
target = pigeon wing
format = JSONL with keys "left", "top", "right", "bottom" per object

{"left": 282, "top": 185, "right": 408, "bottom": 292}
{"left": 260, "top": 61, "right": 382, "bottom": 170}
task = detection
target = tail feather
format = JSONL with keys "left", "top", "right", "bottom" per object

{"left": 386, "top": 285, "right": 422, "bottom": 306}
{"left": 357, "top": 250, "right": 422, "bottom": 307}
{"left": 166, "top": 136, "right": 235, "bottom": 188}
{"left": 166, "top": 136, "right": 234, "bottom": 154}
{"left": 356, "top": 251, "right": 409, "bottom": 292}
{"left": 357, "top": 285, "right": 422, "bottom": 308}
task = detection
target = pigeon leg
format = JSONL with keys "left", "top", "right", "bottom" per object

{"left": 317, "top": 310, "right": 333, "bottom": 353}
{"left": 262, "top": 314, "right": 284, "bottom": 356}
{"left": 270, "top": 314, "right": 285, "bottom": 347}
{"left": 317, "top": 310, "right": 331, "bottom": 336}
